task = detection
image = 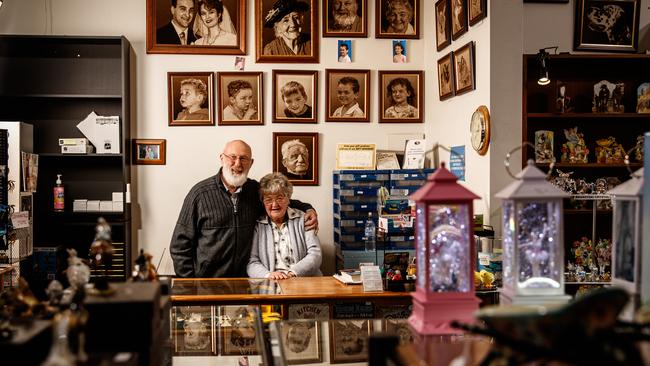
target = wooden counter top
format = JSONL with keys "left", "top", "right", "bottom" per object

{"left": 171, "top": 276, "right": 412, "bottom": 305}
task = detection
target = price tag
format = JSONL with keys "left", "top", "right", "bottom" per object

{"left": 360, "top": 265, "right": 384, "bottom": 293}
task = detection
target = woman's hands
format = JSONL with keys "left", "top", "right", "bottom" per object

{"left": 267, "top": 271, "right": 296, "bottom": 280}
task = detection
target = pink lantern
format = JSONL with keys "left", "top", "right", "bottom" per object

{"left": 408, "top": 164, "right": 480, "bottom": 335}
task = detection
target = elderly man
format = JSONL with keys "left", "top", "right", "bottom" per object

{"left": 170, "top": 140, "right": 318, "bottom": 278}
{"left": 329, "top": 0, "right": 362, "bottom": 32}
{"left": 263, "top": 0, "right": 311, "bottom": 55}
{"left": 281, "top": 139, "right": 311, "bottom": 180}
{"left": 383, "top": 0, "right": 415, "bottom": 35}
{"left": 157, "top": 0, "right": 197, "bottom": 45}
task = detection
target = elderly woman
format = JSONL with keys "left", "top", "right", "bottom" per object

{"left": 262, "top": 0, "right": 311, "bottom": 56}
{"left": 247, "top": 173, "right": 322, "bottom": 279}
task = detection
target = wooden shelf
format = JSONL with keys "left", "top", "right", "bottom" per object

{"left": 0, "top": 93, "right": 122, "bottom": 99}
{"left": 527, "top": 113, "right": 649, "bottom": 119}
{"left": 536, "top": 162, "right": 643, "bottom": 169}
{"left": 39, "top": 153, "right": 124, "bottom": 158}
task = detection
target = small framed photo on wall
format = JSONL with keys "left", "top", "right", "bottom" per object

{"left": 329, "top": 320, "right": 372, "bottom": 363}
{"left": 378, "top": 70, "right": 424, "bottom": 123}
{"left": 325, "top": 69, "right": 370, "bottom": 122}
{"left": 133, "top": 139, "right": 167, "bottom": 165}
{"left": 375, "top": 0, "right": 419, "bottom": 39}
{"left": 146, "top": 0, "right": 246, "bottom": 55}
{"left": 435, "top": 0, "right": 451, "bottom": 51}
{"left": 168, "top": 72, "right": 214, "bottom": 126}
{"left": 453, "top": 41, "right": 475, "bottom": 96}
{"left": 323, "top": 0, "right": 368, "bottom": 37}
{"left": 255, "top": 0, "right": 320, "bottom": 63}
{"left": 574, "top": 0, "right": 640, "bottom": 52}
{"left": 272, "top": 70, "right": 318, "bottom": 123}
{"left": 337, "top": 40, "right": 353, "bottom": 63}
{"left": 273, "top": 132, "right": 319, "bottom": 186}
{"left": 450, "top": 0, "right": 468, "bottom": 40}
{"left": 437, "top": 52, "right": 455, "bottom": 101}
{"left": 468, "top": 0, "right": 487, "bottom": 26}
{"left": 217, "top": 72, "right": 264, "bottom": 125}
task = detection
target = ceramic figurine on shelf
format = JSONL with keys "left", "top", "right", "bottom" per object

{"left": 595, "top": 239, "right": 612, "bottom": 279}
{"left": 556, "top": 82, "right": 572, "bottom": 113}
{"left": 595, "top": 136, "right": 626, "bottom": 164}
{"left": 131, "top": 249, "right": 158, "bottom": 282}
{"left": 88, "top": 218, "right": 115, "bottom": 295}
{"left": 561, "top": 127, "right": 589, "bottom": 163}
{"left": 552, "top": 169, "right": 576, "bottom": 194}
{"left": 592, "top": 80, "right": 625, "bottom": 113}
{"left": 535, "top": 130, "right": 554, "bottom": 163}
{"left": 636, "top": 83, "right": 650, "bottom": 113}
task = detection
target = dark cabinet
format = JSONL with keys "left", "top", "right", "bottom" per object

{"left": 0, "top": 35, "right": 132, "bottom": 280}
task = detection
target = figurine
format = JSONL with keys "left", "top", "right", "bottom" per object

{"left": 88, "top": 218, "right": 115, "bottom": 294}
{"left": 595, "top": 136, "right": 626, "bottom": 164}
{"left": 556, "top": 82, "right": 572, "bottom": 113}
{"left": 634, "top": 135, "right": 644, "bottom": 162}
{"left": 552, "top": 169, "right": 576, "bottom": 193}
{"left": 131, "top": 249, "right": 158, "bottom": 282}
{"left": 535, "top": 130, "right": 554, "bottom": 163}
{"left": 592, "top": 80, "right": 624, "bottom": 113}
{"left": 391, "top": 270, "right": 402, "bottom": 281}
{"left": 479, "top": 269, "right": 495, "bottom": 289}
{"left": 636, "top": 83, "right": 650, "bottom": 113}
{"left": 561, "top": 127, "right": 589, "bottom": 163}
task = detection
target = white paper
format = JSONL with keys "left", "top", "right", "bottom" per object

{"left": 11, "top": 211, "right": 30, "bottom": 229}
{"left": 77, "top": 111, "right": 120, "bottom": 154}
{"left": 402, "top": 139, "right": 425, "bottom": 169}
{"left": 361, "top": 265, "right": 384, "bottom": 292}
{"left": 336, "top": 144, "right": 376, "bottom": 170}
{"left": 376, "top": 152, "right": 400, "bottom": 169}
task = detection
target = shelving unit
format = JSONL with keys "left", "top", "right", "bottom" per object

{"left": 0, "top": 35, "right": 132, "bottom": 281}
{"left": 522, "top": 53, "right": 649, "bottom": 284}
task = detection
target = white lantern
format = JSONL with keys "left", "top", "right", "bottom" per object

{"left": 496, "top": 160, "right": 571, "bottom": 305}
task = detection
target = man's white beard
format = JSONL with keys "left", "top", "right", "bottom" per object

{"left": 334, "top": 14, "right": 357, "bottom": 27}
{"left": 222, "top": 167, "right": 248, "bottom": 187}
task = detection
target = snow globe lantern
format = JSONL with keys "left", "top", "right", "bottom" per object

{"left": 496, "top": 160, "right": 571, "bottom": 305}
{"left": 408, "top": 163, "right": 480, "bottom": 335}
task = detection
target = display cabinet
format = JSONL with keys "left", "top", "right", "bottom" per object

{"left": 0, "top": 35, "right": 132, "bottom": 280}
{"left": 522, "top": 54, "right": 650, "bottom": 291}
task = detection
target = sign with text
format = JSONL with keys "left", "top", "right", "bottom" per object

{"left": 450, "top": 145, "right": 466, "bottom": 181}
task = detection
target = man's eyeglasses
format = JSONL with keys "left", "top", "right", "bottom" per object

{"left": 222, "top": 154, "right": 252, "bottom": 164}
{"left": 263, "top": 195, "right": 288, "bottom": 205}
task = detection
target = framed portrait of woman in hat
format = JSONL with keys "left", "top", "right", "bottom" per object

{"left": 255, "top": 0, "right": 320, "bottom": 63}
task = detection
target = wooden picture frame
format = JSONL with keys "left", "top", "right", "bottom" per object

{"left": 378, "top": 70, "right": 424, "bottom": 123}
{"left": 217, "top": 72, "right": 264, "bottom": 125}
{"left": 574, "top": 0, "right": 640, "bottom": 53}
{"left": 323, "top": 0, "right": 368, "bottom": 37}
{"left": 375, "top": 0, "right": 419, "bottom": 39}
{"left": 468, "top": 0, "right": 487, "bottom": 26}
{"left": 383, "top": 319, "right": 415, "bottom": 345}
{"left": 133, "top": 139, "right": 167, "bottom": 165}
{"left": 219, "top": 306, "right": 259, "bottom": 356}
{"left": 272, "top": 70, "right": 318, "bottom": 123}
{"left": 435, "top": 0, "right": 451, "bottom": 52}
{"left": 450, "top": 0, "right": 468, "bottom": 40}
{"left": 329, "top": 320, "right": 372, "bottom": 364}
{"left": 172, "top": 306, "right": 215, "bottom": 356}
{"left": 281, "top": 320, "right": 322, "bottom": 364}
{"left": 437, "top": 51, "right": 455, "bottom": 101}
{"left": 255, "top": 0, "right": 319, "bottom": 63}
{"left": 146, "top": 0, "right": 246, "bottom": 55}
{"left": 273, "top": 132, "right": 319, "bottom": 186}
{"left": 453, "top": 41, "right": 475, "bottom": 96}
{"left": 168, "top": 72, "right": 214, "bottom": 126}
{"left": 325, "top": 69, "right": 370, "bottom": 122}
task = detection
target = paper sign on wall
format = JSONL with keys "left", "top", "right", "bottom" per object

{"left": 450, "top": 145, "right": 465, "bottom": 181}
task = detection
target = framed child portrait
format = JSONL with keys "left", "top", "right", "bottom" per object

{"left": 217, "top": 72, "right": 264, "bottom": 125}
{"left": 450, "top": 0, "right": 468, "bottom": 40}
{"left": 378, "top": 70, "right": 424, "bottom": 123}
{"left": 453, "top": 41, "right": 475, "bottom": 95}
{"left": 280, "top": 320, "right": 322, "bottom": 364}
{"left": 325, "top": 69, "right": 370, "bottom": 122}
{"left": 272, "top": 70, "right": 318, "bottom": 123}
{"left": 167, "top": 71, "right": 215, "bottom": 126}
{"left": 437, "top": 51, "right": 455, "bottom": 101}
{"left": 574, "top": 0, "right": 640, "bottom": 53}
{"left": 376, "top": 0, "right": 419, "bottom": 39}
{"left": 273, "top": 132, "right": 319, "bottom": 186}
{"left": 133, "top": 139, "right": 167, "bottom": 165}
{"left": 172, "top": 306, "right": 215, "bottom": 356}
{"left": 255, "top": 0, "right": 320, "bottom": 63}
{"left": 146, "top": 0, "right": 246, "bottom": 55}
{"left": 323, "top": 0, "right": 368, "bottom": 37}
{"left": 329, "top": 319, "right": 372, "bottom": 364}
{"left": 435, "top": 0, "right": 451, "bottom": 51}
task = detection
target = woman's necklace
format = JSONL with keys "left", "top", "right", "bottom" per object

{"left": 207, "top": 27, "right": 222, "bottom": 45}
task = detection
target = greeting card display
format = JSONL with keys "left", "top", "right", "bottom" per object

{"left": 594, "top": 136, "right": 625, "bottom": 164}
{"left": 534, "top": 130, "right": 554, "bottom": 163}
{"left": 637, "top": 83, "right": 650, "bottom": 113}
{"left": 592, "top": 80, "right": 624, "bottom": 113}
{"left": 560, "top": 127, "right": 589, "bottom": 164}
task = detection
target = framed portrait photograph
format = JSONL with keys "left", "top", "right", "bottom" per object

{"left": 273, "top": 132, "right": 319, "bottom": 186}
{"left": 574, "top": 0, "right": 640, "bottom": 53}
{"left": 437, "top": 51, "right": 455, "bottom": 101}
{"left": 378, "top": 70, "right": 424, "bottom": 123}
{"left": 468, "top": 0, "right": 487, "bottom": 26}
{"left": 392, "top": 40, "right": 407, "bottom": 63}
{"left": 450, "top": 0, "right": 468, "bottom": 40}
{"left": 272, "top": 70, "right": 318, "bottom": 123}
{"left": 323, "top": 0, "right": 368, "bottom": 37}
{"left": 376, "top": 0, "right": 419, "bottom": 39}
{"left": 453, "top": 41, "right": 475, "bottom": 96}
{"left": 337, "top": 40, "right": 353, "bottom": 63}
{"left": 280, "top": 320, "right": 322, "bottom": 364}
{"left": 219, "top": 305, "right": 259, "bottom": 356}
{"left": 384, "top": 319, "right": 415, "bottom": 345}
{"left": 255, "top": 0, "right": 319, "bottom": 63}
{"left": 168, "top": 71, "right": 214, "bottom": 126}
{"left": 172, "top": 306, "right": 215, "bottom": 356}
{"left": 217, "top": 72, "right": 264, "bottom": 125}
{"left": 133, "top": 139, "right": 167, "bottom": 165}
{"left": 329, "top": 319, "right": 372, "bottom": 364}
{"left": 325, "top": 69, "right": 370, "bottom": 122}
{"left": 435, "top": 0, "right": 451, "bottom": 51}
{"left": 146, "top": 0, "right": 246, "bottom": 55}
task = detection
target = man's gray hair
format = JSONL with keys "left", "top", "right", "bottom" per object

{"left": 259, "top": 172, "right": 293, "bottom": 200}
{"left": 281, "top": 139, "right": 307, "bottom": 159}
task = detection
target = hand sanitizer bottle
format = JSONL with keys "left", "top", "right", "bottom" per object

{"left": 53, "top": 174, "right": 64, "bottom": 212}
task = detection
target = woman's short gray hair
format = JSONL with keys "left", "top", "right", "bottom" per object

{"left": 259, "top": 172, "right": 293, "bottom": 200}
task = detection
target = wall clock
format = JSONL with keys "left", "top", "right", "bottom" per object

{"left": 470, "top": 105, "right": 490, "bottom": 155}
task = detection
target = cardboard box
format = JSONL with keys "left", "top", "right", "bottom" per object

{"left": 73, "top": 199, "right": 87, "bottom": 212}
{"left": 112, "top": 192, "right": 124, "bottom": 202}
{"left": 112, "top": 201, "right": 124, "bottom": 212}
{"left": 99, "top": 201, "right": 113, "bottom": 212}
{"left": 87, "top": 200, "right": 100, "bottom": 211}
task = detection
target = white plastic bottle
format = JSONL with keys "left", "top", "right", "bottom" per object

{"left": 364, "top": 212, "right": 376, "bottom": 252}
